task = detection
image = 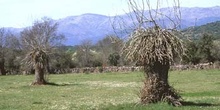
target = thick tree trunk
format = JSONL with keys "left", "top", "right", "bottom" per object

{"left": 140, "top": 61, "right": 182, "bottom": 106}
{"left": 0, "top": 59, "right": 6, "bottom": 75}
{"left": 32, "top": 64, "right": 46, "bottom": 85}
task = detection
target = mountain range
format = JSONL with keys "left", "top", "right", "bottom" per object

{"left": 6, "top": 6, "right": 220, "bottom": 45}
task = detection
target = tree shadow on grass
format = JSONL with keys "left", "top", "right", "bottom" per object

{"left": 45, "top": 82, "right": 82, "bottom": 86}
{"left": 181, "top": 101, "right": 220, "bottom": 107}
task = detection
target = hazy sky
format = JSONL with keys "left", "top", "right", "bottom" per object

{"left": 0, "top": 0, "right": 220, "bottom": 28}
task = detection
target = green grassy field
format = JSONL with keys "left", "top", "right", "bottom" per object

{"left": 0, "top": 69, "right": 220, "bottom": 110}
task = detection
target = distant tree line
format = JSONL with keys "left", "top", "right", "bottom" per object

{"left": 183, "top": 33, "right": 220, "bottom": 65}
{"left": 0, "top": 18, "right": 220, "bottom": 76}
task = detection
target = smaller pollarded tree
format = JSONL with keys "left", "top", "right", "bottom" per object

{"left": 27, "top": 48, "right": 49, "bottom": 84}
{"left": 123, "top": 0, "right": 184, "bottom": 106}
{"left": 21, "top": 17, "right": 64, "bottom": 85}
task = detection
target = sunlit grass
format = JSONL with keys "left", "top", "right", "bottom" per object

{"left": 0, "top": 70, "right": 220, "bottom": 109}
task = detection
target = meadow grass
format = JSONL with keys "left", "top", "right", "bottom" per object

{"left": 0, "top": 69, "right": 220, "bottom": 110}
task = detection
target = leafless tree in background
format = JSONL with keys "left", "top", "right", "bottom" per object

{"left": 0, "top": 28, "right": 7, "bottom": 75}
{"left": 97, "top": 35, "right": 123, "bottom": 66}
{"left": 74, "top": 40, "right": 94, "bottom": 67}
{"left": 0, "top": 28, "right": 23, "bottom": 75}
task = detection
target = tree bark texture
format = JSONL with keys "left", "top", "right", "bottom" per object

{"left": 32, "top": 63, "right": 46, "bottom": 85}
{"left": 141, "top": 61, "right": 182, "bottom": 106}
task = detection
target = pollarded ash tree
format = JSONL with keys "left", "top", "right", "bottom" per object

{"left": 123, "top": 0, "right": 184, "bottom": 106}
{"left": 21, "top": 17, "right": 64, "bottom": 85}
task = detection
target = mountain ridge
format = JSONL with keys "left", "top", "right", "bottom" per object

{"left": 4, "top": 6, "right": 220, "bottom": 45}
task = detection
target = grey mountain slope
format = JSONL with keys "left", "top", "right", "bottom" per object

{"left": 57, "top": 6, "right": 220, "bottom": 45}
{"left": 56, "top": 13, "right": 113, "bottom": 45}
{"left": 4, "top": 6, "right": 220, "bottom": 45}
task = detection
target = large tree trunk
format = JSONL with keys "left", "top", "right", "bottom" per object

{"left": 32, "top": 64, "right": 46, "bottom": 85}
{"left": 0, "top": 59, "right": 6, "bottom": 75}
{"left": 140, "top": 61, "right": 182, "bottom": 106}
